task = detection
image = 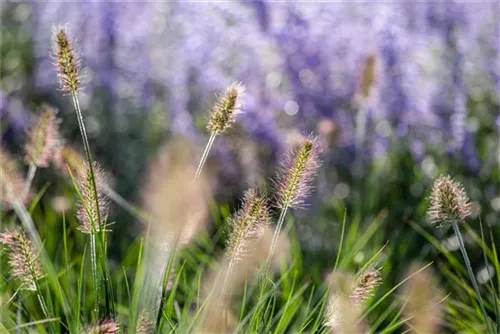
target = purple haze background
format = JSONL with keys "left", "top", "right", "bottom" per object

{"left": 1, "top": 1, "right": 499, "bottom": 189}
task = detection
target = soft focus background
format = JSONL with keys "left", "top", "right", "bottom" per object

{"left": 1, "top": 1, "right": 499, "bottom": 280}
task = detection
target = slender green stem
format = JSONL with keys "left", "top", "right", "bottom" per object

{"left": 254, "top": 205, "right": 289, "bottom": 318}
{"left": 355, "top": 103, "right": 369, "bottom": 154}
{"left": 70, "top": 91, "right": 110, "bottom": 317}
{"left": 195, "top": 133, "right": 216, "bottom": 180}
{"left": 155, "top": 242, "right": 178, "bottom": 331}
{"left": 220, "top": 260, "right": 234, "bottom": 303}
{"left": 35, "top": 287, "right": 49, "bottom": 319}
{"left": 334, "top": 209, "right": 347, "bottom": 271}
{"left": 16, "top": 295, "right": 21, "bottom": 334}
{"left": 452, "top": 221, "right": 492, "bottom": 334}
{"left": 89, "top": 232, "right": 99, "bottom": 315}
{"left": 104, "top": 185, "right": 150, "bottom": 222}
{"left": 70, "top": 93, "right": 102, "bottom": 227}
{"left": 29, "top": 252, "right": 56, "bottom": 332}
{"left": 23, "top": 164, "right": 36, "bottom": 198}
{"left": 267, "top": 205, "right": 289, "bottom": 266}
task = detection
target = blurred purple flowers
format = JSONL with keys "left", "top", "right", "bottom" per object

{"left": 14, "top": 1, "right": 500, "bottom": 171}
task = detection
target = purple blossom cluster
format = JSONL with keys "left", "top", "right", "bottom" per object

{"left": 16, "top": 1, "right": 500, "bottom": 171}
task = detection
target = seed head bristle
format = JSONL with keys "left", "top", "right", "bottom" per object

{"left": 207, "top": 82, "right": 245, "bottom": 135}
{"left": 428, "top": 175, "right": 471, "bottom": 227}
{"left": 0, "top": 229, "right": 43, "bottom": 291}
{"left": 0, "top": 147, "right": 30, "bottom": 208}
{"left": 53, "top": 26, "right": 81, "bottom": 93}
{"left": 226, "top": 188, "right": 270, "bottom": 263}
{"left": 351, "top": 268, "right": 382, "bottom": 306}
{"left": 274, "top": 135, "right": 322, "bottom": 209}
{"left": 77, "top": 161, "right": 109, "bottom": 234}
{"left": 83, "top": 319, "right": 119, "bottom": 334}
{"left": 24, "top": 105, "right": 61, "bottom": 167}
{"left": 54, "top": 145, "right": 86, "bottom": 178}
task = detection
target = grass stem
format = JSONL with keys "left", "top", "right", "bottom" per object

{"left": 452, "top": 221, "right": 492, "bottom": 334}
{"left": 195, "top": 133, "right": 216, "bottom": 180}
{"left": 69, "top": 92, "right": 103, "bottom": 317}
{"left": 23, "top": 164, "right": 36, "bottom": 198}
{"left": 267, "top": 205, "right": 289, "bottom": 266}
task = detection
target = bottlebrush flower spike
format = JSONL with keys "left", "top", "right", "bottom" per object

{"left": 226, "top": 188, "right": 270, "bottom": 263}
{"left": 325, "top": 272, "right": 366, "bottom": 333}
{"left": 0, "top": 229, "right": 43, "bottom": 291}
{"left": 24, "top": 105, "right": 61, "bottom": 167}
{"left": 0, "top": 147, "right": 30, "bottom": 208}
{"left": 142, "top": 140, "right": 210, "bottom": 245}
{"left": 274, "top": 135, "right": 322, "bottom": 209}
{"left": 351, "top": 268, "right": 382, "bottom": 306}
{"left": 428, "top": 175, "right": 471, "bottom": 227}
{"left": 54, "top": 145, "right": 86, "bottom": 178}
{"left": 207, "top": 82, "right": 245, "bottom": 135}
{"left": 53, "top": 26, "right": 81, "bottom": 93}
{"left": 77, "top": 162, "right": 109, "bottom": 234}
{"left": 83, "top": 319, "right": 119, "bottom": 334}
{"left": 355, "top": 52, "right": 380, "bottom": 103}
{"left": 401, "top": 264, "right": 444, "bottom": 334}
{"left": 136, "top": 312, "right": 154, "bottom": 334}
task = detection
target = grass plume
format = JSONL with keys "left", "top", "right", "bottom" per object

{"left": 76, "top": 161, "right": 109, "bottom": 234}
{"left": 401, "top": 264, "right": 444, "bottom": 334}
{"left": 82, "top": 319, "right": 119, "bottom": 334}
{"left": 267, "top": 135, "right": 321, "bottom": 265}
{"left": 0, "top": 229, "right": 43, "bottom": 291}
{"left": 427, "top": 175, "right": 491, "bottom": 333}
{"left": 428, "top": 175, "right": 471, "bottom": 227}
{"left": 54, "top": 26, "right": 81, "bottom": 93}
{"left": 226, "top": 188, "right": 271, "bottom": 264}
{"left": 141, "top": 140, "right": 210, "bottom": 327}
{"left": 325, "top": 272, "right": 367, "bottom": 334}
{"left": 1, "top": 147, "right": 31, "bottom": 209}
{"left": 195, "top": 82, "right": 245, "bottom": 179}
{"left": 274, "top": 135, "right": 322, "bottom": 210}
{"left": 24, "top": 104, "right": 60, "bottom": 168}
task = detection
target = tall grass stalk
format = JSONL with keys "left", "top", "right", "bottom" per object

{"left": 195, "top": 133, "right": 216, "bottom": 180}
{"left": 155, "top": 242, "right": 178, "bottom": 331}
{"left": 23, "top": 164, "right": 36, "bottom": 198}
{"left": 451, "top": 220, "right": 493, "bottom": 334}
{"left": 267, "top": 205, "right": 288, "bottom": 267}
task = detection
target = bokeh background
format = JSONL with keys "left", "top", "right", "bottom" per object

{"left": 1, "top": 1, "right": 499, "bottom": 277}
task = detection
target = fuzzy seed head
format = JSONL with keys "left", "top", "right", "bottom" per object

{"left": 401, "top": 265, "right": 444, "bottom": 334}
{"left": 136, "top": 312, "right": 154, "bottom": 334}
{"left": 54, "top": 145, "right": 86, "bottom": 178}
{"left": 355, "top": 53, "right": 379, "bottom": 103}
{"left": 77, "top": 162, "right": 109, "bottom": 234}
{"left": 351, "top": 268, "right": 382, "bottom": 306}
{"left": 142, "top": 140, "right": 210, "bottom": 246}
{"left": 325, "top": 272, "right": 367, "bottom": 333}
{"left": 226, "top": 188, "right": 271, "bottom": 263}
{"left": 274, "top": 136, "right": 322, "bottom": 209}
{"left": 0, "top": 147, "right": 30, "bottom": 209}
{"left": 54, "top": 26, "right": 81, "bottom": 93}
{"left": 24, "top": 105, "right": 61, "bottom": 167}
{"left": 0, "top": 229, "right": 43, "bottom": 291}
{"left": 83, "top": 319, "right": 119, "bottom": 334}
{"left": 207, "top": 82, "right": 245, "bottom": 135}
{"left": 428, "top": 175, "right": 471, "bottom": 227}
